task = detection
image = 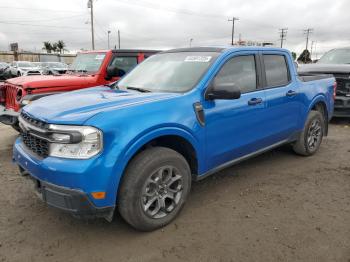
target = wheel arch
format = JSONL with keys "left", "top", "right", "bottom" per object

{"left": 308, "top": 96, "right": 329, "bottom": 135}
{"left": 119, "top": 127, "right": 202, "bottom": 181}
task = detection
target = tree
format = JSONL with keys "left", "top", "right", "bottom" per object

{"left": 291, "top": 52, "right": 297, "bottom": 61}
{"left": 42, "top": 41, "right": 53, "bottom": 53}
{"left": 56, "top": 40, "right": 66, "bottom": 54}
{"left": 297, "top": 49, "right": 312, "bottom": 64}
{"left": 52, "top": 42, "right": 58, "bottom": 53}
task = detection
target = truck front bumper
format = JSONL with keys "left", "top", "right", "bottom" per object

{"left": 22, "top": 170, "right": 114, "bottom": 220}
{"left": 13, "top": 139, "right": 116, "bottom": 221}
{"left": 334, "top": 96, "right": 350, "bottom": 117}
{"left": 0, "top": 104, "right": 19, "bottom": 125}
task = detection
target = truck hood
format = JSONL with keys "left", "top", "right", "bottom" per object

{"left": 6, "top": 74, "right": 96, "bottom": 89}
{"left": 298, "top": 63, "right": 350, "bottom": 74}
{"left": 23, "top": 86, "right": 179, "bottom": 124}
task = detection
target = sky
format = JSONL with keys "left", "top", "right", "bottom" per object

{"left": 0, "top": 0, "right": 349, "bottom": 58}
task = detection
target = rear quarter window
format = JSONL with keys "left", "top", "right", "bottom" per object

{"left": 263, "top": 55, "right": 290, "bottom": 87}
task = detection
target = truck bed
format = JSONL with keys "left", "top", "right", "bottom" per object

{"left": 298, "top": 72, "right": 334, "bottom": 82}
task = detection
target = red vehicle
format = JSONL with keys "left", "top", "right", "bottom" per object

{"left": 0, "top": 49, "right": 158, "bottom": 130}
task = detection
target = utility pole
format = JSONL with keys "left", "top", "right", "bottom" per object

{"left": 303, "top": 28, "right": 313, "bottom": 50}
{"left": 279, "top": 28, "right": 288, "bottom": 48}
{"left": 117, "top": 30, "right": 121, "bottom": 49}
{"left": 228, "top": 17, "right": 239, "bottom": 45}
{"left": 87, "top": 0, "right": 95, "bottom": 50}
{"left": 107, "top": 30, "right": 111, "bottom": 49}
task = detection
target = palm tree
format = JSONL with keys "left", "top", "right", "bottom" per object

{"left": 52, "top": 42, "right": 58, "bottom": 53}
{"left": 56, "top": 40, "right": 66, "bottom": 54}
{"left": 42, "top": 41, "right": 53, "bottom": 53}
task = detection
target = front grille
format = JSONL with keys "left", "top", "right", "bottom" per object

{"left": 21, "top": 130, "right": 49, "bottom": 158}
{"left": 4, "top": 83, "right": 20, "bottom": 110}
{"left": 27, "top": 71, "right": 41, "bottom": 75}
{"left": 20, "top": 111, "right": 49, "bottom": 158}
{"left": 335, "top": 77, "right": 350, "bottom": 96}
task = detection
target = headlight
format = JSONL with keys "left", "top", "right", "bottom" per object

{"left": 48, "top": 125, "right": 103, "bottom": 159}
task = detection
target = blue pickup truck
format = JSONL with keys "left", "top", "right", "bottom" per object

{"left": 13, "top": 47, "right": 335, "bottom": 231}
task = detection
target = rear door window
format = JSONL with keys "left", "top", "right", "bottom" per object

{"left": 263, "top": 55, "right": 290, "bottom": 87}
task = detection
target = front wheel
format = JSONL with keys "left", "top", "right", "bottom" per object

{"left": 293, "top": 111, "right": 325, "bottom": 156}
{"left": 118, "top": 147, "right": 191, "bottom": 231}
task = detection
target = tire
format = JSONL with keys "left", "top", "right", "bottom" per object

{"left": 293, "top": 111, "right": 325, "bottom": 156}
{"left": 118, "top": 147, "right": 191, "bottom": 231}
{"left": 17, "top": 71, "right": 21, "bottom": 77}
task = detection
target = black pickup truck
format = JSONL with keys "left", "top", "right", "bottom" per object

{"left": 298, "top": 47, "right": 350, "bottom": 117}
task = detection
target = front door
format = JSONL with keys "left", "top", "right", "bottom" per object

{"left": 203, "top": 53, "right": 269, "bottom": 171}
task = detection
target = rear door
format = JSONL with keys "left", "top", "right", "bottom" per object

{"left": 260, "top": 52, "right": 302, "bottom": 142}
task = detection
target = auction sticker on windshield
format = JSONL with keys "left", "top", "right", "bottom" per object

{"left": 184, "top": 56, "right": 212, "bottom": 62}
{"left": 95, "top": 54, "right": 105, "bottom": 60}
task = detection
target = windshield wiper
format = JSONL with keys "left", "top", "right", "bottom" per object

{"left": 105, "top": 82, "right": 119, "bottom": 89}
{"left": 126, "top": 86, "right": 151, "bottom": 93}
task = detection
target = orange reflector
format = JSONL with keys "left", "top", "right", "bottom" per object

{"left": 91, "top": 192, "right": 106, "bottom": 199}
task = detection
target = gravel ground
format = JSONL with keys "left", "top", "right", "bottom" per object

{"left": 0, "top": 120, "right": 349, "bottom": 262}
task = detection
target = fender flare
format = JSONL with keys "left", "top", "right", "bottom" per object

{"left": 115, "top": 126, "right": 202, "bottom": 179}
{"left": 307, "top": 94, "right": 328, "bottom": 114}
{"left": 306, "top": 94, "right": 329, "bottom": 135}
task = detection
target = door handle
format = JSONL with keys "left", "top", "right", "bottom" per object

{"left": 286, "top": 90, "right": 298, "bottom": 97}
{"left": 248, "top": 98, "right": 263, "bottom": 106}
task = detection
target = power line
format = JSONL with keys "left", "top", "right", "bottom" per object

{"left": 303, "top": 28, "right": 313, "bottom": 50}
{"left": 114, "top": 0, "right": 224, "bottom": 19}
{"left": 3, "top": 14, "right": 85, "bottom": 23}
{"left": 0, "top": 21, "right": 87, "bottom": 30}
{"left": 279, "top": 28, "right": 288, "bottom": 48}
{"left": 0, "top": 6, "right": 83, "bottom": 13}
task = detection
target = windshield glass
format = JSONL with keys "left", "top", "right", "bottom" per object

{"left": 117, "top": 52, "right": 219, "bottom": 93}
{"left": 317, "top": 49, "right": 350, "bottom": 64}
{"left": 18, "top": 62, "right": 35, "bottom": 67}
{"left": 68, "top": 53, "right": 106, "bottom": 73}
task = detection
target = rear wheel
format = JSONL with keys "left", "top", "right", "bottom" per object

{"left": 118, "top": 147, "right": 191, "bottom": 231}
{"left": 293, "top": 111, "right": 325, "bottom": 156}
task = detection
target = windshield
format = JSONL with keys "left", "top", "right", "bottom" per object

{"left": 117, "top": 52, "right": 219, "bottom": 93}
{"left": 68, "top": 52, "right": 106, "bottom": 73}
{"left": 317, "top": 49, "right": 350, "bottom": 64}
{"left": 18, "top": 62, "right": 35, "bottom": 67}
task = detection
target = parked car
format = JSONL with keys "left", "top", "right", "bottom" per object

{"left": 8, "top": 61, "right": 42, "bottom": 77}
{"left": 298, "top": 47, "right": 350, "bottom": 117}
{"left": 0, "top": 49, "right": 158, "bottom": 129}
{"left": 13, "top": 47, "right": 335, "bottom": 231}
{"left": 40, "top": 62, "right": 69, "bottom": 75}
{"left": 0, "top": 62, "right": 10, "bottom": 80}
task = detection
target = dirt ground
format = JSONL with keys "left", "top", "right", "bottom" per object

{"left": 0, "top": 120, "right": 349, "bottom": 262}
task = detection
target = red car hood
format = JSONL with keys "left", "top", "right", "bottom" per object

{"left": 5, "top": 74, "right": 98, "bottom": 89}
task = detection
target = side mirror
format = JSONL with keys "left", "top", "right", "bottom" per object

{"left": 205, "top": 81, "right": 241, "bottom": 100}
{"left": 106, "top": 65, "right": 126, "bottom": 79}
